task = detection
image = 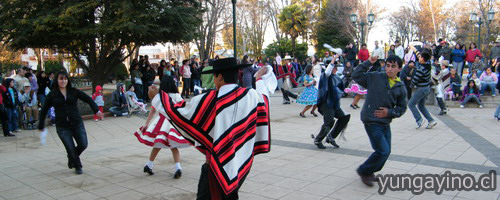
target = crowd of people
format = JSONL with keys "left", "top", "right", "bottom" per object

{"left": 0, "top": 38, "right": 499, "bottom": 198}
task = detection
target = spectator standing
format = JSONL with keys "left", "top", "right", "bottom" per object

{"left": 387, "top": 45, "right": 396, "bottom": 58}
{"left": 357, "top": 44, "right": 370, "bottom": 62}
{"left": 92, "top": 85, "right": 105, "bottom": 121}
{"left": 404, "top": 48, "right": 417, "bottom": 65}
{"left": 109, "top": 83, "right": 129, "bottom": 117}
{"left": 0, "top": 83, "right": 13, "bottom": 136}
{"left": 130, "top": 63, "right": 143, "bottom": 100}
{"left": 345, "top": 43, "right": 358, "bottom": 66}
{"left": 2, "top": 78, "right": 20, "bottom": 133}
{"left": 451, "top": 43, "right": 466, "bottom": 76}
{"left": 143, "top": 64, "right": 156, "bottom": 102}
{"left": 180, "top": 60, "right": 192, "bottom": 98}
{"left": 37, "top": 71, "right": 50, "bottom": 105}
{"left": 275, "top": 53, "right": 282, "bottom": 65}
{"left": 191, "top": 62, "right": 202, "bottom": 95}
{"left": 371, "top": 41, "right": 385, "bottom": 60}
{"left": 490, "top": 41, "right": 500, "bottom": 66}
{"left": 13, "top": 67, "right": 29, "bottom": 92}
{"left": 394, "top": 40, "right": 404, "bottom": 59}
{"left": 434, "top": 39, "right": 443, "bottom": 59}
{"left": 438, "top": 41, "right": 452, "bottom": 61}
{"left": 465, "top": 42, "right": 482, "bottom": 72}
{"left": 400, "top": 61, "right": 417, "bottom": 100}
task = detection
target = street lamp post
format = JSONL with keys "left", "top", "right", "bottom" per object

{"left": 232, "top": 0, "right": 237, "bottom": 59}
{"left": 350, "top": 12, "right": 375, "bottom": 45}
{"left": 469, "top": 9, "right": 495, "bottom": 50}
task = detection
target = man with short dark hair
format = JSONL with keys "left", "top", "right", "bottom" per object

{"left": 151, "top": 58, "right": 275, "bottom": 199}
{"left": 353, "top": 55, "right": 407, "bottom": 186}
{"left": 408, "top": 48, "right": 437, "bottom": 129}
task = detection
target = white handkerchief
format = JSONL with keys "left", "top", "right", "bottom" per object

{"left": 40, "top": 129, "right": 48, "bottom": 146}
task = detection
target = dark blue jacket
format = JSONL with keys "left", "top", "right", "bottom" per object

{"left": 352, "top": 61, "right": 407, "bottom": 125}
{"left": 317, "top": 71, "right": 343, "bottom": 114}
{"left": 451, "top": 49, "right": 466, "bottom": 62}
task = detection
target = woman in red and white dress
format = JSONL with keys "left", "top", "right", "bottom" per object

{"left": 134, "top": 76, "right": 191, "bottom": 178}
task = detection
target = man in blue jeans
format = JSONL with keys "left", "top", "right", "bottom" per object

{"left": 408, "top": 48, "right": 437, "bottom": 129}
{"left": 352, "top": 55, "right": 407, "bottom": 186}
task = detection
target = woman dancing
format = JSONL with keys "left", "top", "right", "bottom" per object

{"left": 134, "top": 76, "right": 191, "bottom": 178}
{"left": 38, "top": 71, "right": 103, "bottom": 174}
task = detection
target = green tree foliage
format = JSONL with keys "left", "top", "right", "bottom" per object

{"left": 44, "top": 61, "right": 64, "bottom": 74}
{"left": 313, "top": 0, "right": 353, "bottom": 56}
{"left": 0, "top": 0, "right": 203, "bottom": 88}
{"left": 278, "top": 4, "right": 308, "bottom": 57}
{"left": 265, "top": 38, "right": 308, "bottom": 61}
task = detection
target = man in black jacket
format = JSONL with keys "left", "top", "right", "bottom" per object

{"left": 109, "top": 83, "right": 129, "bottom": 117}
{"left": 345, "top": 43, "right": 358, "bottom": 67}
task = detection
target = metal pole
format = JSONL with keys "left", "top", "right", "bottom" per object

{"left": 232, "top": 0, "right": 237, "bottom": 59}
{"left": 477, "top": 18, "right": 482, "bottom": 51}
{"left": 360, "top": 22, "right": 365, "bottom": 44}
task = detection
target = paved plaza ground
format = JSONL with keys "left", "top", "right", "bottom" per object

{"left": 0, "top": 92, "right": 499, "bottom": 200}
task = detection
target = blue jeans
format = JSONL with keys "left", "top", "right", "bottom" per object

{"left": 38, "top": 94, "right": 46, "bottom": 106}
{"left": 56, "top": 123, "right": 88, "bottom": 168}
{"left": 481, "top": 82, "right": 496, "bottom": 95}
{"left": 6, "top": 107, "right": 18, "bottom": 132}
{"left": 408, "top": 87, "right": 434, "bottom": 123}
{"left": 193, "top": 79, "right": 201, "bottom": 96}
{"left": 358, "top": 124, "right": 391, "bottom": 176}
{"left": 109, "top": 106, "right": 128, "bottom": 116}
{"left": 453, "top": 61, "right": 464, "bottom": 77}
{"left": 494, "top": 105, "right": 500, "bottom": 118}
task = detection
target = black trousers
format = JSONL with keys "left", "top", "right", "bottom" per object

{"left": 281, "top": 88, "right": 297, "bottom": 103}
{"left": 0, "top": 104, "right": 10, "bottom": 135}
{"left": 197, "top": 164, "right": 240, "bottom": 200}
{"left": 56, "top": 123, "right": 88, "bottom": 169}
{"left": 315, "top": 104, "right": 349, "bottom": 143}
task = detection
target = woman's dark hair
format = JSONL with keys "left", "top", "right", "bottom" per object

{"left": 53, "top": 71, "right": 72, "bottom": 89}
{"left": 127, "top": 84, "right": 134, "bottom": 91}
{"left": 214, "top": 70, "right": 238, "bottom": 84}
{"left": 25, "top": 72, "right": 33, "bottom": 78}
{"left": 160, "top": 59, "right": 167, "bottom": 67}
{"left": 242, "top": 55, "right": 250, "bottom": 64}
{"left": 361, "top": 43, "right": 367, "bottom": 47}
{"left": 474, "top": 55, "right": 480, "bottom": 59}
{"left": 390, "top": 45, "right": 395, "bottom": 49}
{"left": 467, "top": 80, "right": 478, "bottom": 91}
{"left": 305, "top": 65, "right": 313, "bottom": 75}
{"left": 469, "top": 42, "right": 477, "bottom": 49}
{"left": 160, "top": 75, "right": 179, "bottom": 94}
{"left": 3, "top": 78, "right": 14, "bottom": 89}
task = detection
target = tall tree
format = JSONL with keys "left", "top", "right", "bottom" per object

{"left": 278, "top": 4, "right": 308, "bottom": 57}
{"left": 388, "top": 6, "right": 420, "bottom": 46}
{"left": 313, "top": 0, "right": 355, "bottom": 54}
{"left": 195, "top": 0, "right": 228, "bottom": 61}
{"left": 0, "top": 0, "right": 202, "bottom": 88}
{"left": 239, "top": 0, "right": 269, "bottom": 57}
{"left": 417, "top": 0, "right": 448, "bottom": 42}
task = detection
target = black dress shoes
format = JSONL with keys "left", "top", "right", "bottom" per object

{"left": 4, "top": 133, "right": 15, "bottom": 137}
{"left": 314, "top": 142, "right": 326, "bottom": 149}
{"left": 75, "top": 168, "right": 83, "bottom": 175}
{"left": 173, "top": 169, "right": 182, "bottom": 179}
{"left": 144, "top": 165, "right": 154, "bottom": 175}
{"left": 326, "top": 138, "right": 340, "bottom": 148}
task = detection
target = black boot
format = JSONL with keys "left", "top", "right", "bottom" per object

{"left": 144, "top": 165, "right": 154, "bottom": 175}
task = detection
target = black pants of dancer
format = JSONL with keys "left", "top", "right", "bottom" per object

{"left": 197, "top": 164, "right": 240, "bottom": 200}
{"left": 0, "top": 105, "right": 10, "bottom": 136}
{"left": 281, "top": 88, "right": 297, "bottom": 103}
{"left": 56, "top": 123, "right": 88, "bottom": 169}
{"left": 183, "top": 78, "right": 191, "bottom": 98}
{"left": 436, "top": 97, "right": 446, "bottom": 111}
{"left": 315, "top": 104, "right": 349, "bottom": 143}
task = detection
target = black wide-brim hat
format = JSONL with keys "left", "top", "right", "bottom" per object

{"left": 201, "top": 57, "right": 252, "bottom": 74}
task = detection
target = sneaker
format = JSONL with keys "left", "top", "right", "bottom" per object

{"left": 173, "top": 169, "right": 182, "bottom": 179}
{"left": 479, "top": 105, "right": 483, "bottom": 108}
{"left": 492, "top": 94, "right": 496, "bottom": 97}
{"left": 416, "top": 120, "right": 423, "bottom": 129}
{"left": 460, "top": 105, "right": 465, "bottom": 108}
{"left": 325, "top": 137, "right": 340, "bottom": 148}
{"left": 95, "top": 119, "right": 99, "bottom": 122}
{"left": 426, "top": 121, "right": 437, "bottom": 129}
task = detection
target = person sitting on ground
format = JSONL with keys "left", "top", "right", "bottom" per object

{"left": 461, "top": 80, "right": 483, "bottom": 108}
{"left": 469, "top": 56, "right": 486, "bottom": 78}
{"left": 126, "top": 85, "right": 148, "bottom": 114}
{"left": 479, "top": 67, "right": 498, "bottom": 96}
{"left": 19, "top": 82, "right": 38, "bottom": 128}
{"left": 109, "top": 83, "right": 129, "bottom": 117}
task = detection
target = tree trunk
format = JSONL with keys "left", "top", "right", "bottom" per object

{"left": 292, "top": 36, "right": 296, "bottom": 58}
